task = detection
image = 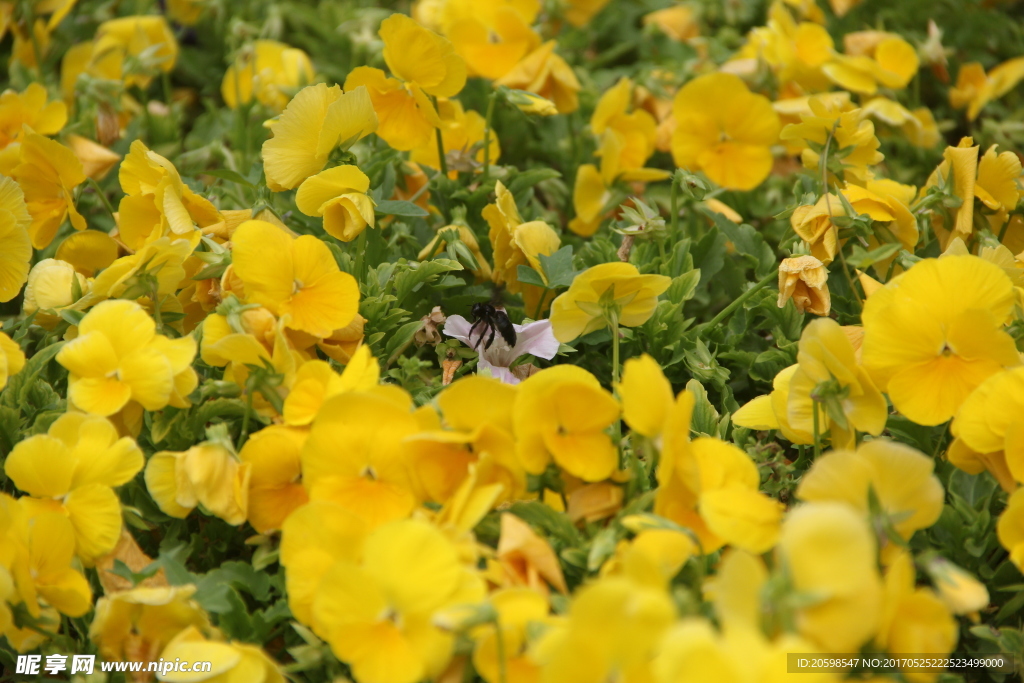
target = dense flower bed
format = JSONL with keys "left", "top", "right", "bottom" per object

{"left": 1, "top": 0, "right": 1023, "bottom": 681}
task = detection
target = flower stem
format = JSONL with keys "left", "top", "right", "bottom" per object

{"left": 609, "top": 312, "right": 621, "bottom": 386}
{"left": 354, "top": 228, "right": 368, "bottom": 286}
{"left": 670, "top": 172, "right": 680, "bottom": 237}
{"left": 432, "top": 96, "right": 448, "bottom": 177}
{"left": 820, "top": 127, "right": 863, "bottom": 310}
{"left": 702, "top": 270, "right": 776, "bottom": 331}
{"left": 812, "top": 400, "right": 822, "bottom": 460}
{"left": 493, "top": 618, "right": 508, "bottom": 683}
{"left": 482, "top": 90, "right": 497, "bottom": 183}
{"left": 88, "top": 177, "right": 118, "bottom": 224}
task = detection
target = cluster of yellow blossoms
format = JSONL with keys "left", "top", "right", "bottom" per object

{"left": 0, "top": 0, "right": 1023, "bottom": 680}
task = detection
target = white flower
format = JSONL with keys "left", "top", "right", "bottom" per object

{"left": 442, "top": 314, "right": 559, "bottom": 384}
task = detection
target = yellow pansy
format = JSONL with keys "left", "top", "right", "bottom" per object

{"left": 57, "top": 299, "right": 197, "bottom": 416}
{"left": 730, "top": 3, "right": 833, "bottom": 95}
{"left": 54, "top": 229, "right": 119, "bottom": 276}
{"left": 777, "top": 255, "right": 830, "bottom": 316}
{"left": 12, "top": 131, "right": 86, "bottom": 249}
{"left": 671, "top": 72, "right": 780, "bottom": 191}
{"left": 591, "top": 77, "right": 667, "bottom": 185}
{"left": 83, "top": 236, "right": 191, "bottom": 307}
{"left": 94, "top": 15, "right": 178, "bottom": 88}
{"left": 302, "top": 389, "right": 421, "bottom": 527}
{"left": 787, "top": 318, "right": 887, "bottom": 449}
{"left": 568, "top": 163, "right": 611, "bottom": 237}
{"left": 734, "top": 364, "right": 814, "bottom": 445}
{"left": 496, "top": 41, "right": 581, "bottom": 114}
{"left": 158, "top": 626, "right": 285, "bottom": 683}
{"left": 797, "top": 440, "right": 943, "bottom": 556}
{"left": 444, "top": 0, "right": 541, "bottom": 80}
{"left": 295, "top": 165, "right": 375, "bottom": 242}
{"left": 231, "top": 219, "right": 360, "bottom": 338}
{"left": 283, "top": 345, "right": 379, "bottom": 426}
{"left": 491, "top": 511, "right": 568, "bottom": 595}
{"left": 0, "top": 174, "right": 32, "bottom": 303}
{"left": 410, "top": 99, "right": 500, "bottom": 176}
{"left": 22, "top": 258, "right": 88, "bottom": 324}
{"left": 0, "top": 331, "right": 26, "bottom": 391}
{"left": 239, "top": 426, "right": 310, "bottom": 534}
{"left": 950, "top": 56, "right": 1024, "bottom": 121}
{"left": 344, "top": 13, "right": 466, "bottom": 151}
{"left": 921, "top": 137, "right": 979, "bottom": 248}
{"left": 311, "top": 519, "right": 483, "bottom": 683}
{"left": 562, "top": 0, "right": 612, "bottom": 27}
{"left": 952, "top": 366, "right": 1024, "bottom": 486}
{"left": 617, "top": 353, "right": 674, "bottom": 439}
{"left": 471, "top": 588, "right": 548, "bottom": 683}
{"left": 89, "top": 585, "right": 211, "bottom": 663}
{"left": 0, "top": 82, "right": 67, "bottom": 149}
{"left": 485, "top": 180, "right": 561, "bottom": 313}
{"left": 145, "top": 442, "right": 251, "bottom": 525}
{"left": 262, "top": 83, "right": 378, "bottom": 191}
{"left": 998, "top": 488, "right": 1024, "bottom": 571}
{"left": 66, "top": 133, "right": 121, "bottom": 180}
{"left": 861, "top": 255, "right": 1019, "bottom": 426}
{"left": 5, "top": 412, "right": 143, "bottom": 564}
{"left": 781, "top": 97, "right": 882, "bottom": 184}
{"left": 823, "top": 34, "right": 919, "bottom": 95}
{"left": 550, "top": 262, "right": 671, "bottom": 342}
{"left": 777, "top": 502, "right": 883, "bottom": 652}
{"left": 643, "top": 4, "right": 700, "bottom": 42}
{"left": 222, "top": 40, "right": 315, "bottom": 112}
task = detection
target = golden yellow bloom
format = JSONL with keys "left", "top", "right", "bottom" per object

{"left": 54, "top": 229, "right": 119, "bottom": 276}
{"left": 94, "top": 15, "right": 178, "bottom": 88}
{"left": 950, "top": 57, "right": 1024, "bottom": 120}
{"left": 643, "top": 4, "right": 699, "bottom": 42}
{"left": 513, "top": 364, "right": 620, "bottom": 481}
{"left": 952, "top": 366, "right": 1024, "bottom": 487}
{"left": 921, "top": 137, "right": 979, "bottom": 248}
{"left": 222, "top": 40, "right": 315, "bottom": 112}
{"left": 567, "top": 163, "right": 610, "bottom": 237}
{"left": 562, "top": 0, "right": 612, "bottom": 27}
{"left": 0, "top": 174, "right": 31, "bottom": 303}
{"left": 733, "top": 364, "right": 812, "bottom": 444}
{"left": 89, "top": 585, "right": 211, "bottom": 664}
{"left": 591, "top": 78, "right": 669, "bottom": 187}
{"left": 6, "top": 412, "right": 143, "bottom": 564}
{"left": 12, "top": 131, "right": 86, "bottom": 249}
{"left": 486, "top": 180, "right": 560, "bottom": 312}
{"left": 312, "top": 519, "right": 483, "bottom": 683}
{"left": 780, "top": 97, "right": 882, "bottom": 184}
{"left": 471, "top": 588, "right": 548, "bottom": 683}
{"left": 998, "top": 488, "right": 1024, "bottom": 571}
{"left": 145, "top": 442, "right": 250, "bottom": 525}
{"left": 57, "top": 299, "right": 197, "bottom": 416}
{"left": 445, "top": 0, "right": 541, "bottom": 80}
{"left": 231, "top": 220, "right": 360, "bottom": 338}
{"left": 777, "top": 502, "right": 883, "bottom": 652}
{"left": 617, "top": 353, "right": 674, "bottom": 438}
{"left": 262, "top": 83, "right": 377, "bottom": 191}
{"left": 0, "top": 82, "right": 67, "bottom": 149}
{"left": 924, "top": 556, "right": 989, "bottom": 618}
{"left": 66, "top": 133, "right": 121, "bottom": 180}
{"left": 496, "top": 41, "right": 581, "bottom": 114}
{"left": 671, "top": 73, "right": 780, "bottom": 191}
{"left": 410, "top": 99, "right": 500, "bottom": 176}
{"left": 494, "top": 511, "right": 568, "bottom": 594}
{"left": 167, "top": 0, "right": 203, "bottom": 25}
{"left": 238, "top": 425, "right": 309, "bottom": 534}
{"left": 822, "top": 34, "right": 919, "bottom": 95}
{"left": 159, "top": 626, "right": 285, "bottom": 683}
{"left": 0, "top": 331, "right": 26, "bottom": 392}
{"left": 550, "top": 262, "right": 671, "bottom": 342}
{"left": 861, "top": 255, "right": 1019, "bottom": 426}
{"left": 777, "top": 255, "right": 830, "bottom": 316}
{"left": 729, "top": 3, "right": 833, "bottom": 95}
{"left": 295, "top": 165, "right": 375, "bottom": 242}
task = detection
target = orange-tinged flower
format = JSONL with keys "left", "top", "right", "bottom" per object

{"left": 222, "top": 40, "right": 315, "bottom": 112}
{"left": 950, "top": 57, "right": 1024, "bottom": 121}
{"left": 0, "top": 175, "right": 32, "bottom": 303}
{"left": 921, "top": 137, "right": 979, "bottom": 248}
{"left": 12, "top": 131, "right": 86, "bottom": 249}
{"left": 239, "top": 425, "right": 309, "bottom": 534}
{"left": 670, "top": 73, "right": 780, "bottom": 191}
{"left": 777, "top": 255, "right": 830, "bottom": 316}
{"left": 295, "top": 165, "right": 375, "bottom": 242}
{"left": 861, "top": 255, "right": 1020, "bottom": 426}
{"left": 496, "top": 41, "right": 581, "bottom": 114}
{"left": 262, "top": 83, "right": 378, "bottom": 190}
{"left": 495, "top": 512, "right": 568, "bottom": 594}
{"left": 0, "top": 82, "right": 67, "bottom": 149}
{"left": 282, "top": 345, "right": 380, "bottom": 426}
{"left": 66, "top": 133, "right": 121, "bottom": 180}
{"left": 230, "top": 220, "right": 360, "bottom": 339}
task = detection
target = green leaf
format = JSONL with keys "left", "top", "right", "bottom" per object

{"left": 59, "top": 309, "right": 85, "bottom": 326}
{"left": 385, "top": 320, "right": 425, "bottom": 365}
{"left": 686, "top": 378, "right": 721, "bottom": 436}
{"left": 375, "top": 200, "right": 429, "bottom": 217}
{"left": 706, "top": 212, "right": 775, "bottom": 278}
{"left": 0, "top": 405, "right": 21, "bottom": 456}
{"left": 201, "top": 169, "right": 257, "bottom": 188}
{"left": 516, "top": 264, "right": 548, "bottom": 288}
{"left": 509, "top": 500, "right": 585, "bottom": 547}
{"left": 393, "top": 259, "right": 463, "bottom": 305}
{"left": 665, "top": 270, "right": 700, "bottom": 305}
{"left": 1, "top": 341, "right": 65, "bottom": 409}
{"left": 537, "top": 246, "right": 578, "bottom": 289}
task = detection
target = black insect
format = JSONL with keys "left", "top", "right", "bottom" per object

{"left": 469, "top": 302, "right": 517, "bottom": 351}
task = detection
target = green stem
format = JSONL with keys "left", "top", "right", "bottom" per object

{"left": 812, "top": 400, "right": 822, "bottom": 460}
{"left": 702, "top": 270, "right": 776, "bottom": 331}
{"left": 493, "top": 619, "right": 509, "bottom": 683}
{"left": 482, "top": 90, "right": 497, "bottom": 182}
{"left": 87, "top": 177, "right": 118, "bottom": 224}
{"left": 670, "top": 172, "right": 680, "bottom": 237}
{"left": 820, "top": 128, "right": 863, "bottom": 310}
{"left": 609, "top": 313, "right": 621, "bottom": 386}
{"left": 432, "top": 96, "right": 448, "bottom": 177}
{"left": 354, "top": 227, "right": 368, "bottom": 286}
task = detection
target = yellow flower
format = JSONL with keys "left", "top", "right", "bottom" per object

{"left": 568, "top": 163, "right": 611, "bottom": 236}
{"left": 84, "top": 236, "right": 191, "bottom": 307}
{"left": 410, "top": 99, "right": 500, "bottom": 176}
{"left": 950, "top": 56, "right": 1024, "bottom": 121}
{"left": 283, "top": 345, "right": 380, "bottom": 426}
{"left": 998, "top": 488, "right": 1024, "bottom": 571}
{"left": 496, "top": 41, "right": 581, "bottom": 114}
{"left": 262, "top": 83, "right": 377, "bottom": 191}
{"left": 780, "top": 97, "right": 882, "bottom": 184}
{"left": 302, "top": 389, "right": 421, "bottom": 527}
{"left": 89, "top": 585, "right": 211, "bottom": 663}
{"left": 562, "top": 0, "right": 612, "bottom": 27}
{"left": 23, "top": 258, "right": 88, "bottom": 324}
{"left": 57, "top": 299, "right": 198, "bottom": 416}
{"left": 471, "top": 588, "right": 548, "bottom": 683}
{"left": 617, "top": 353, "right": 674, "bottom": 439}
{"left": 876, "top": 552, "right": 958, "bottom": 683}
{"left": 66, "top": 133, "right": 122, "bottom": 180}
{"left": 485, "top": 180, "right": 561, "bottom": 313}
{"left": 54, "top": 229, "right": 119, "bottom": 277}
{"left": 591, "top": 77, "right": 667, "bottom": 184}
{"left": 222, "top": 40, "right": 315, "bottom": 112}
{"left": 0, "top": 331, "right": 26, "bottom": 391}
{"left": 0, "top": 174, "right": 32, "bottom": 303}
{"left": 494, "top": 511, "right": 568, "bottom": 595}
{"left": 444, "top": 0, "right": 541, "bottom": 80}
{"left": 921, "top": 137, "right": 979, "bottom": 248}
{"left": 158, "top": 626, "right": 285, "bottom": 683}
{"left": 419, "top": 224, "right": 492, "bottom": 280}
{"left": 861, "top": 255, "right": 1019, "bottom": 426}
{"left": 167, "top": 0, "right": 203, "bottom": 25}
{"left": 94, "top": 15, "right": 178, "bottom": 88}
{"left": 777, "top": 502, "right": 883, "bottom": 652}
{"left": 730, "top": 4, "right": 833, "bottom": 95}
{"left": 923, "top": 556, "right": 989, "bottom": 618}
{"left": 117, "top": 139, "right": 223, "bottom": 251}
{"left": 239, "top": 426, "right": 310, "bottom": 534}
{"left": 311, "top": 519, "right": 483, "bottom": 683}
{"left": 643, "top": 4, "right": 699, "bottom": 42}
{"left": 295, "top": 165, "right": 376, "bottom": 242}
{"left": 145, "top": 442, "right": 251, "bottom": 525}
{"left": 952, "top": 366, "right": 1024, "bottom": 487}
{"left": 513, "top": 365, "right": 620, "bottom": 481}
{"left": 550, "top": 262, "right": 671, "bottom": 342}
{"left": 344, "top": 13, "right": 466, "bottom": 151}
{"left": 734, "top": 364, "right": 813, "bottom": 444}
{"left": 231, "top": 220, "right": 360, "bottom": 338}
{"left": 777, "top": 255, "right": 830, "bottom": 316}
{"left": 0, "top": 82, "right": 67, "bottom": 149}
{"left": 975, "top": 143, "right": 1023, "bottom": 227}
{"left": 822, "top": 34, "right": 919, "bottom": 95}
{"left": 786, "top": 318, "right": 887, "bottom": 449}
{"left": 11, "top": 131, "right": 86, "bottom": 249}
{"left": 797, "top": 440, "right": 943, "bottom": 556}
{"left": 671, "top": 73, "right": 780, "bottom": 191}
{"left": 5, "top": 412, "right": 143, "bottom": 564}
